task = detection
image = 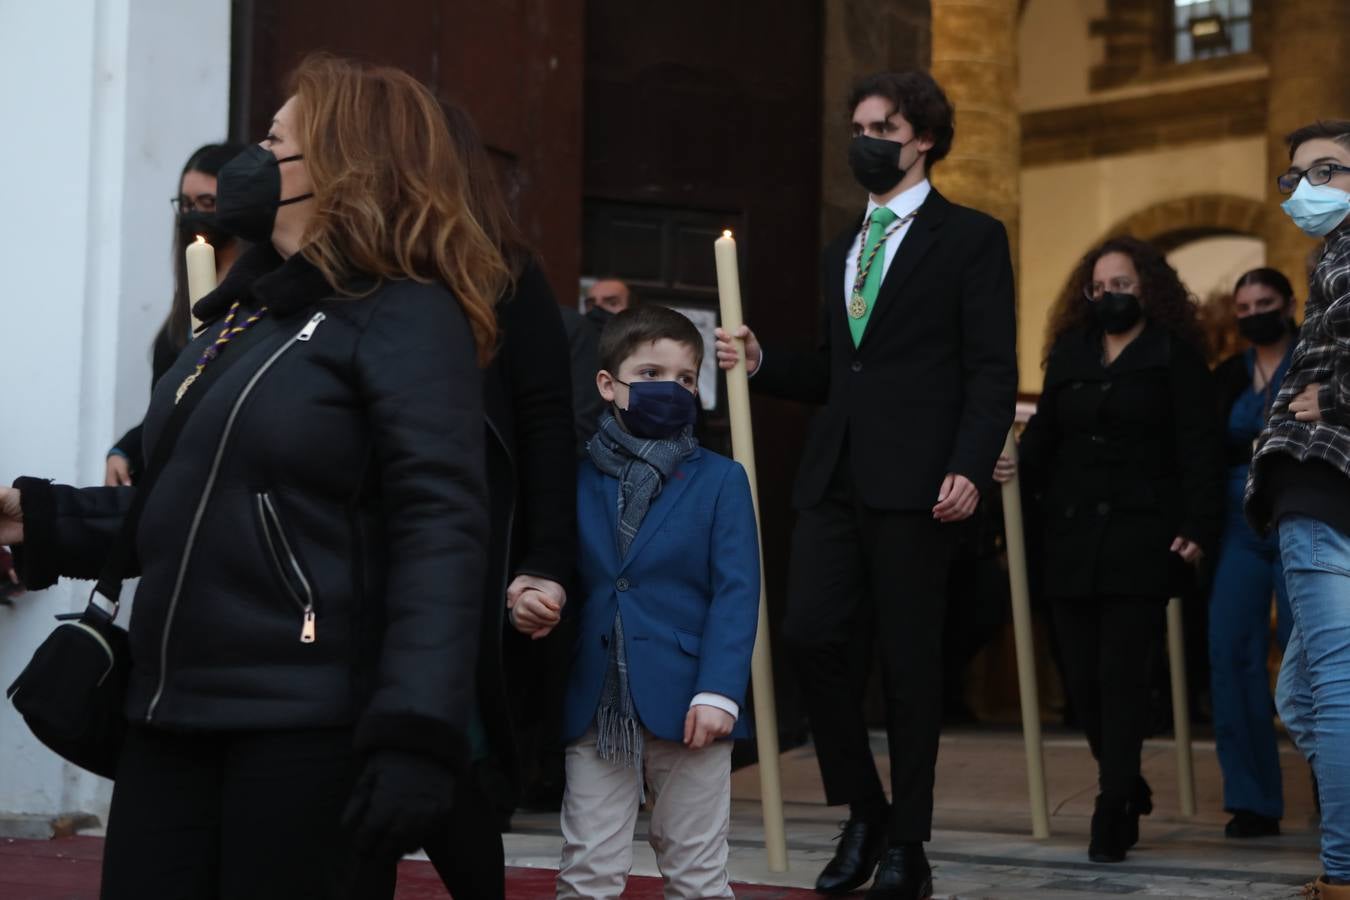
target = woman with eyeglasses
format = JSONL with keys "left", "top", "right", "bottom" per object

{"left": 104, "top": 142, "right": 248, "bottom": 486}
{"left": 1208, "top": 267, "right": 1298, "bottom": 841}
{"left": 994, "top": 235, "right": 1223, "bottom": 864}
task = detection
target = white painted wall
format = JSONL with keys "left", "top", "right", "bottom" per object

{"left": 0, "top": 0, "right": 230, "bottom": 825}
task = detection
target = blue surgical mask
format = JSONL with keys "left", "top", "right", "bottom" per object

{"left": 1282, "top": 179, "right": 1350, "bottom": 237}
{"left": 616, "top": 380, "right": 698, "bottom": 440}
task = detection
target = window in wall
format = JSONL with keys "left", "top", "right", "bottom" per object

{"left": 1173, "top": 0, "right": 1252, "bottom": 62}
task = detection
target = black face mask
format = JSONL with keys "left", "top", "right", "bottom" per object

{"left": 616, "top": 380, "right": 699, "bottom": 440}
{"left": 1092, "top": 291, "right": 1143, "bottom": 334}
{"left": 176, "top": 210, "right": 233, "bottom": 249}
{"left": 1238, "top": 309, "right": 1288, "bottom": 346}
{"left": 215, "top": 144, "right": 313, "bottom": 244}
{"left": 848, "top": 135, "right": 908, "bottom": 196}
{"left": 586, "top": 306, "right": 615, "bottom": 328}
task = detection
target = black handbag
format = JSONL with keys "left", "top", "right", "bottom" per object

{"left": 6, "top": 315, "right": 264, "bottom": 778}
{"left": 6, "top": 594, "right": 130, "bottom": 778}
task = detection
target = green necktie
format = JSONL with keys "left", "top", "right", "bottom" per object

{"left": 848, "top": 207, "right": 898, "bottom": 346}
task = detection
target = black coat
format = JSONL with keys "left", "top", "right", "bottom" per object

{"left": 752, "top": 189, "right": 1018, "bottom": 509}
{"left": 16, "top": 249, "right": 488, "bottom": 769}
{"left": 477, "top": 261, "right": 577, "bottom": 776}
{"left": 1019, "top": 322, "right": 1223, "bottom": 600}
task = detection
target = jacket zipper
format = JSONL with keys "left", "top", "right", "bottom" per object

{"left": 256, "top": 492, "right": 318, "bottom": 643}
{"left": 146, "top": 312, "right": 326, "bottom": 722}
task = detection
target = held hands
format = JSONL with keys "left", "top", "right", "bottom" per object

{"left": 713, "top": 325, "right": 762, "bottom": 375}
{"left": 992, "top": 454, "right": 1017, "bottom": 484}
{"left": 933, "top": 474, "right": 979, "bottom": 522}
{"left": 1171, "top": 536, "right": 1204, "bottom": 564}
{"left": 1290, "top": 383, "right": 1324, "bottom": 423}
{"left": 506, "top": 574, "right": 566, "bottom": 640}
{"left": 0, "top": 488, "right": 22, "bottom": 547}
{"left": 683, "top": 704, "right": 734, "bottom": 750}
{"left": 105, "top": 454, "right": 133, "bottom": 487}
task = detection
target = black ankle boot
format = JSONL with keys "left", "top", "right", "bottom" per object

{"left": 1225, "top": 809, "right": 1280, "bottom": 838}
{"left": 1089, "top": 793, "right": 1130, "bottom": 863}
{"left": 1122, "top": 776, "right": 1152, "bottom": 849}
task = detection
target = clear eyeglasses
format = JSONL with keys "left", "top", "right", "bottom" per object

{"left": 1277, "top": 162, "right": 1350, "bottom": 195}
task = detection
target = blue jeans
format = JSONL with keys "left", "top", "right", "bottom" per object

{"left": 1209, "top": 469, "right": 1292, "bottom": 819}
{"left": 1276, "top": 515, "right": 1350, "bottom": 879}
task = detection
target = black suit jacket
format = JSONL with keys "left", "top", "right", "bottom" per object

{"left": 753, "top": 188, "right": 1018, "bottom": 510}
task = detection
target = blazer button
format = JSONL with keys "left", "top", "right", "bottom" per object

{"left": 851, "top": 360, "right": 863, "bottom": 373}
{"left": 601, "top": 633, "right": 609, "bottom": 648}
{"left": 616, "top": 577, "right": 630, "bottom": 592}
{"left": 1096, "top": 501, "right": 1111, "bottom": 516}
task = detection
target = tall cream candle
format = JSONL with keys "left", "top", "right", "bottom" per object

{"left": 713, "top": 229, "right": 788, "bottom": 872}
{"left": 185, "top": 235, "right": 216, "bottom": 334}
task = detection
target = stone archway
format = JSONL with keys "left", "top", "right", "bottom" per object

{"left": 1101, "top": 193, "right": 1269, "bottom": 252}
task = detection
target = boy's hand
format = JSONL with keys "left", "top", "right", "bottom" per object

{"left": 506, "top": 574, "right": 565, "bottom": 639}
{"left": 683, "top": 705, "right": 735, "bottom": 750}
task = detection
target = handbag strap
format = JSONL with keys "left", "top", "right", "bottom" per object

{"left": 88, "top": 313, "right": 274, "bottom": 619}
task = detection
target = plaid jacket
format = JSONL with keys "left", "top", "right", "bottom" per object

{"left": 1246, "top": 228, "right": 1350, "bottom": 530}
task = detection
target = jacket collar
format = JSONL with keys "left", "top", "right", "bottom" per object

{"left": 192, "top": 244, "right": 336, "bottom": 325}
{"left": 589, "top": 447, "right": 703, "bottom": 572}
{"left": 1048, "top": 320, "right": 1173, "bottom": 384}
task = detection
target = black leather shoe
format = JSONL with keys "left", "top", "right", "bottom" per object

{"left": 814, "top": 816, "right": 886, "bottom": 894}
{"left": 1225, "top": 810, "right": 1280, "bottom": 838}
{"left": 865, "top": 843, "right": 933, "bottom": 899}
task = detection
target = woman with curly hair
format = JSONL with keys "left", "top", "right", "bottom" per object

{"left": 996, "top": 235, "right": 1223, "bottom": 863}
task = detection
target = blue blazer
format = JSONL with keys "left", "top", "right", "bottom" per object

{"left": 563, "top": 447, "right": 761, "bottom": 744}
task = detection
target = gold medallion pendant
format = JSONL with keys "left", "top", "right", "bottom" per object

{"left": 848, "top": 291, "right": 867, "bottom": 319}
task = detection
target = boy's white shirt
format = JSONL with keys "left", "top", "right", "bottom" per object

{"left": 691, "top": 692, "right": 738, "bottom": 720}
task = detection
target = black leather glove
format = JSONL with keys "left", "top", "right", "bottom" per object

{"left": 341, "top": 749, "right": 457, "bottom": 861}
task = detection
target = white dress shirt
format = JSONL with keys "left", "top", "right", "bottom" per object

{"left": 691, "top": 691, "right": 738, "bottom": 720}
{"left": 841, "top": 178, "right": 931, "bottom": 309}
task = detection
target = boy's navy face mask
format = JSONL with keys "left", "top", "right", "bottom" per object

{"left": 616, "top": 379, "right": 698, "bottom": 439}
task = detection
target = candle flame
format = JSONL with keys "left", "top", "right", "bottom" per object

{"left": 722, "top": 229, "right": 733, "bottom": 238}
{"left": 194, "top": 234, "right": 207, "bottom": 245}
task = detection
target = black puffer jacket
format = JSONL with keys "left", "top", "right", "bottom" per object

{"left": 16, "top": 248, "right": 488, "bottom": 768}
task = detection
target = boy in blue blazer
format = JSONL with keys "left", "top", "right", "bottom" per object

{"left": 512, "top": 305, "right": 759, "bottom": 899}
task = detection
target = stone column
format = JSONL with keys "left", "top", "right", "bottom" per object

{"left": 820, "top": 0, "right": 933, "bottom": 241}
{"left": 929, "top": 0, "right": 1021, "bottom": 277}
{"left": 1263, "top": 0, "right": 1350, "bottom": 299}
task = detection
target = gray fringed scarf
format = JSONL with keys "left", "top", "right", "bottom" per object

{"left": 586, "top": 412, "right": 698, "bottom": 790}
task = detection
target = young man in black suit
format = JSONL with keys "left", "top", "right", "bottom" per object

{"left": 715, "top": 71, "right": 1017, "bottom": 899}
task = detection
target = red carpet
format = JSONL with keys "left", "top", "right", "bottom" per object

{"left": 0, "top": 836, "right": 820, "bottom": 898}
